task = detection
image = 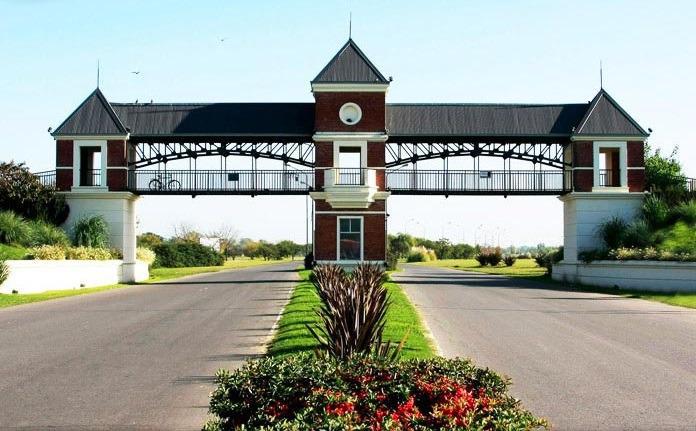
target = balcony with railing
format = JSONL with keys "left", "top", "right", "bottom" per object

{"left": 597, "top": 169, "right": 621, "bottom": 187}
{"left": 79, "top": 169, "right": 103, "bottom": 187}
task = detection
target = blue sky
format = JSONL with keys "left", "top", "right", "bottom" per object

{"left": 2, "top": 0, "right": 695, "bottom": 245}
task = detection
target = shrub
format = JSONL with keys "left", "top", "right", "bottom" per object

{"left": 0, "top": 211, "right": 32, "bottom": 246}
{"left": 137, "top": 232, "right": 164, "bottom": 249}
{"left": 0, "top": 162, "right": 69, "bottom": 225}
{"left": 385, "top": 251, "right": 398, "bottom": 271}
{"left": 598, "top": 216, "right": 627, "bottom": 249}
{"left": 136, "top": 247, "right": 156, "bottom": 266}
{"left": 27, "top": 245, "right": 66, "bottom": 260}
{"left": 670, "top": 200, "right": 696, "bottom": 226}
{"left": 476, "top": 247, "right": 502, "bottom": 266}
{"left": 0, "top": 259, "right": 8, "bottom": 286}
{"left": 65, "top": 246, "right": 115, "bottom": 260}
{"left": 152, "top": 241, "right": 225, "bottom": 268}
{"left": 309, "top": 264, "right": 390, "bottom": 359}
{"left": 28, "top": 220, "right": 70, "bottom": 246}
{"left": 503, "top": 254, "right": 517, "bottom": 267}
{"left": 622, "top": 220, "right": 653, "bottom": 249}
{"left": 534, "top": 247, "right": 563, "bottom": 273}
{"left": 642, "top": 195, "right": 670, "bottom": 229}
{"left": 406, "top": 246, "right": 436, "bottom": 263}
{"left": 204, "top": 354, "right": 547, "bottom": 431}
{"left": 73, "top": 216, "right": 110, "bottom": 248}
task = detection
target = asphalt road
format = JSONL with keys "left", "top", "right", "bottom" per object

{"left": 0, "top": 262, "right": 297, "bottom": 430}
{"left": 393, "top": 264, "right": 696, "bottom": 431}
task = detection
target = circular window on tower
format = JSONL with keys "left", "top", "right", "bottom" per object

{"left": 339, "top": 102, "right": 362, "bottom": 125}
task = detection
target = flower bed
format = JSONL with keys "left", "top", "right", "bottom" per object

{"left": 204, "top": 354, "right": 546, "bottom": 430}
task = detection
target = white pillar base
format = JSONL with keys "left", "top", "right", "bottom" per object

{"left": 60, "top": 191, "right": 139, "bottom": 264}
{"left": 559, "top": 192, "right": 645, "bottom": 263}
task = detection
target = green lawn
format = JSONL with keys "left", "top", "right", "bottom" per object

{"left": 417, "top": 258, "right": 547, "bottom": 278}
{"left": 267, "top": 270, "right": 436, "bottom": 360}
{"left": 0, "top": 257, "right": 292, "bottom": 309}
{"left": 417, "top": 258, "right": 696, "bottom": 310}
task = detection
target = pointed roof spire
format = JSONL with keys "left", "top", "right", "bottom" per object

{"left": 52, "top": 88, "right": 128, "bottom": 137}
{"left": 312, "top": 39, "right": 389, "bottom": 84}
{"left": 574, "top": 89, "right": 648, "bottom": 137}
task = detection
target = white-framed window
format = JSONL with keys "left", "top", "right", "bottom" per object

{"left": 338, "top": 216, "right": 363, "bottom": 261}
{"left": 592, "top": 141, "right": 628, "bottom": 190}
{"left": 73, "top": 140, "right": 108, "bottom": 189}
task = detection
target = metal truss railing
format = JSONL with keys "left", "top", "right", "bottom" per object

{"left": 128, "top": 169, "right": 315, "bottom": 195}
{"left": 385, "top": 169, "right": 572, "bottom": 195}
{"left": 385, "top": 141, "right": 570, "bottom": 169}
{"left": 129, "top": 140, "right": 315, "bottom": 169}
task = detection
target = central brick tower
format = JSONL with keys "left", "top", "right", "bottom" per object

{"left": 310, "top": 39, "right": 391, "bottom": 265}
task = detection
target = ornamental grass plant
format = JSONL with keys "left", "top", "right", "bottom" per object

{"left": 308, "top": 264, "right": 391, "bottom": 360}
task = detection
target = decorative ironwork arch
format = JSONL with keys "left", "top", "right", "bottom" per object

{"left": 129, "top": 138, "right": 315, "bottom": 169}
{"left": 385, "top": 140, "right": 570, "bottom": 169}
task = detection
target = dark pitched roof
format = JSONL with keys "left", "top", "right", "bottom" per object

{"left": 312, "top": 39, "right": 389, "bottom": 84}
{"left": 111, "top": 103, "right": 315, "bottom": 136}
{"left": 53, "top": 88, "right": 127, "bottom": 136}
{"left": 574, "top": 89, "right": 648, "bottom": 137}
{"left": 385, "top": 103, "right": 590, "bottom": 137}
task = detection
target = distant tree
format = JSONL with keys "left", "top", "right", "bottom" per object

{"left": 451, "top": 243, "right": 476, "bottom": 259}
{"left": 241, "top": 238, "right": 260, "bottom": 258}
{"left": 389, "top": 233, "right": 413, "bottom": 258}
{"left": 137, "top": 232, "right": 164, "bottom": 249}
{"left": 225, "top": 241, "right": 245, "bottom": 260}
{"left": 173, "top": 222, "right": 202, "bottom": 243}
{"left": 208, "top": 224, "right": 239, "bottom": 255}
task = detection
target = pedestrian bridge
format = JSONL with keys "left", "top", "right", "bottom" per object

{"left": 35, "top": 168, "right": 576, "bottom": 196}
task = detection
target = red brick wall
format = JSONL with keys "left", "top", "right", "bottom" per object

{"left": 56, "top": 140, "right": 73, "bottom": 167}
{"left": 363, "top": 214, "right": 386, "bottom": 260}
{"left": 314, "top": 92, "right": 386, "bottom": 132}
{"left": 107, "top": 140, "right": 127, "bottom": 167}
{"left": 368, "top": 142, "right": 386, "bottom": 190}
{"left": 573, "top": 141, "right": 593, "bottom": 167}
{"left": 56, "top": 169, "right": 72, "bottom": 191}
{"left": 628, "top": 169, "right": 646, "bottom": 192}
{"left": 314, "top": 214, "right": 337, "bottom": 260}
{"left": 627, "top": 141, "right": 645, "bottom": 167}
{"left": 107, "top": 169, "right": 128, "bottom": 191}
{"left": 573, "top": 169, "right": 593, "bottom": 192}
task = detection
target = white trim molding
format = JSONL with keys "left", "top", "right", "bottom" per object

{"left": 55, "top": 134, "right": 129, "bottom": 141}
{"left": 313, "top": 132, "right": 388, "bottom": 142}
{"left": 311, "top": 83, "right": 389, "bottom": 93}
{"left": 571, "top": 135, "right": 646, "bottom": 142}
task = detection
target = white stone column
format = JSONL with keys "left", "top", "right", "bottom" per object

{"left": 60, "top": 191, "right": 141, "bottom": 282}
{"left": 559, "top": 192, "right": 645, "bottom": 263}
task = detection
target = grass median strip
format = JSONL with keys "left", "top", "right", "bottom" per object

{"left": 267, "top": 269, "right": 436, "bottom": 359}
{"left": 418, "top": 258, "right": 696, "bottom": 310}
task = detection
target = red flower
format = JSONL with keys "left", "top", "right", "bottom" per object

{"left": 325, "top": 401, "right": 355, "bottom": 416}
